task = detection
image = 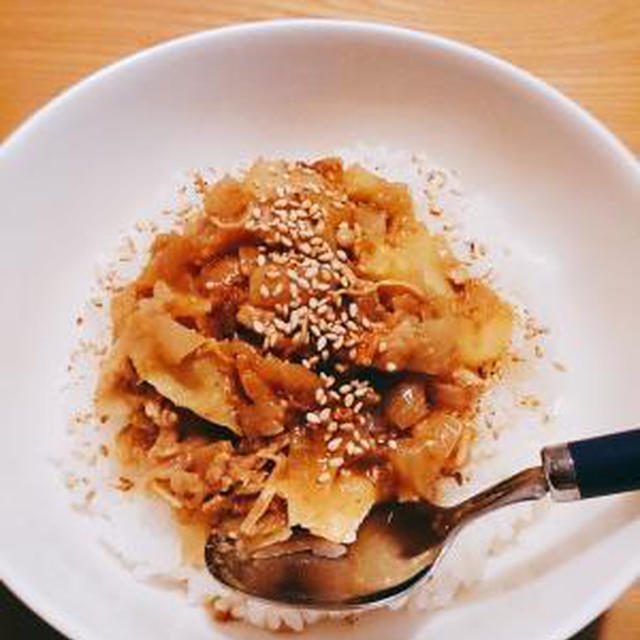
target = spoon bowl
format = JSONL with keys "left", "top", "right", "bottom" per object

{"left": 205, "top": 466, "right": 550, "bottom": 609}
{"left": 205, "top": 427, "right": 640, "bottom": 609}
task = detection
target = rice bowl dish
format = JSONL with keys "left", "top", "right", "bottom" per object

{"left": 3, "top": 19, "right": 638, "bottom": 640}
{"left": 61, "top": 146, "right": 562, "bottom": 631}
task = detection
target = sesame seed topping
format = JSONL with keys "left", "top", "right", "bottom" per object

{"left": 386, "top": 362, "right": 398, "bottom": 372}
{"left": 252, "top": 320, "right": 265, "bottom": 333}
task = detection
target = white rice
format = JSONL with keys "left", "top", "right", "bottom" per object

{"left": 57, "top": 145, "right": 564, "bottom": 632}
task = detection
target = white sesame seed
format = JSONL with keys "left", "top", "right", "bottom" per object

{"left": 204, "top": 281, "right": 215, "bottom": 290}
{"left": 378, "top": 341, "right": 388, "bottom": 353}
{"left": 354, "top": 401, "right": 363, "bottom": 413}
{"left": 260, "top": 284, "right": 270, "bottom": 298}
{"left": 344, "top": 393, "right": 355, "bottom": 408}
{"left": 321, "top": 349, "right": 330, "bottom": 360}
{"left": 257, "top": 255, "right": 266, "bottom": 266}
{"left": 348, "top": 302, "right": 358, "bottom": 318}
{"left": 386, "top": 362, "right": 398, "bottom": 372}
{"left": 328, "top": 457, "right": 344, "bottom": 468}
{"left": 337, "top": 250, "right": 348, "bottom": 261}
{"left": 388, "top": 439, "right": 398, "bottom": 450}
{"left": 306, "top": 412, "right": 321, "bottom": 424}
{"left": 317, "top": 336, "right": 327, "bottom": 350}
{"left": 317, "top": 472, "right": 331, "bottom": 484}
{"left": 328, "top": 421, "right": 338, "bottom": 433}
{"left": 327, "top": 437, "right": 342, "bottom": 452}
{"left": 319, "top": 407, "right": 332, "bottom": 422}
{"left": 253, "top": 320, "right": 265, "bottom": 333}
{"left": 340, "top": 422, "right": 354, "bottom": 432}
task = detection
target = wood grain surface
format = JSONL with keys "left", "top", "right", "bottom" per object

{"left": 0, "top": 2, "right": 638, "bottom": 639}
{"left": 1, "top": 0, "right": 639, "bottom": 148}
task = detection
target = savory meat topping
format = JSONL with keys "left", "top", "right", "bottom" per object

{"left": 97, "top": 158, "right": 513, "bottom": 554}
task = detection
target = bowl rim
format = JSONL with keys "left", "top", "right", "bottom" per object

{"left": 2, "top": 18, "right": 639, "bottom": 640}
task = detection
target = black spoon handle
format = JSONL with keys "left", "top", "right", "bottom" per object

{"left": 542, "top": 429, "right": 640, "bottom": 501}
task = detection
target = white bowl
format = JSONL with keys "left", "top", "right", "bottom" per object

{"left": 1, "top": 19, "right": 639, "bottom": 640}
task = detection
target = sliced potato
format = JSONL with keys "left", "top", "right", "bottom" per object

{"left": 116, "top": 303, "right": 238, "bottom": 432}
{"left": 455, "top": 281, "right": 513, "bottom": 368}
{"left": 343, "top": 164, "right": 412, "bottom": 220}
{"left": 391, "top": 412, "right": 463, "bottom": 499}
{"left": 274, "top": 434, "right": 376, "bottom": 544}
{"left": 358, "top": 225, "right": 453, "bottom": 298}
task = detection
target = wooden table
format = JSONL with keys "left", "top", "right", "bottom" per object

{"left": 1, "top": 2, "right": 638, "bottom": 638}
{"left": 1, "top": 0, "right": 639, "bottom": 149}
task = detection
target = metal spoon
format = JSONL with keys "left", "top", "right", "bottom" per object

{"left": 205, "top": 429, "right": 640, "bottom": 610}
